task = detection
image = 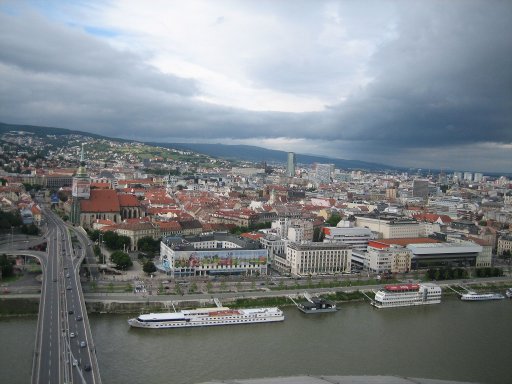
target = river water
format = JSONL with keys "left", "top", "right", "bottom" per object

{"left": 2, "top": 298, "right": 512, "bottom": 384}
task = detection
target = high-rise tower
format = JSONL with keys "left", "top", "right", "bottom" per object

{"left": 286, "top": 152, "right": 296, "bottom": 177}
{"left": 70, "top": 144, "right": 91, "bottom": 225}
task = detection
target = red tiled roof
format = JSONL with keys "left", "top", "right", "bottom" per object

{"left": 81, "top": 189, "right": 120, "bottom": 213}
{"left": 117, "top": 193, "right": 140, "bottom": 207}
{"left": 90, "top": 182, "right": 111, "bottom": 189}
{"left": 241, "top": 232, "right": 264, "bottom": 241}
{"left": 413, "top": 213, "right": 452, "bottom": 224}
{"left": 156, "top": 221, "right": 182, "bottom": 231}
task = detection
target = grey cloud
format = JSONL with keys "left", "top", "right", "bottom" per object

{"left": 0, "top": 12, "right": 198, "bottom": 96}
{"left": 0, "top": 1, "right": 511, "bottom": 172}
{"left": 320, "top": 0, "right": 512, "bottom": 149}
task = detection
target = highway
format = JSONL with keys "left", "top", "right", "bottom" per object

{"left": 29, "top": 207, "right": 102, "bottom": 384}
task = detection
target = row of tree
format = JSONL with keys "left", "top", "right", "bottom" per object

{"left": 474, "top": 267, "right": 503, "bottom": 278}
{"left": 426, "top": 267, "right": 469, "bottom": 281}
{"left": 88, "top": 230, "right": 131, "bottom": 251}
{"left": 426, "top": 266, "right": 503, "bottom": 281}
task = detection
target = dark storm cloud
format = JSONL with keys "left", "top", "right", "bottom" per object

{"left": 323, "top": 1, "right": 512, "bottom": 148}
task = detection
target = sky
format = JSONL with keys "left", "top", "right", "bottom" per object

{"left": 0, "top": 0, "right": 511, "bottom": 173}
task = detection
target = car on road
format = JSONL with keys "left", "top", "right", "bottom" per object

{"left": 66, "top": 286, "right": 72, "bottom": 290}
{"left": 76, "top": 315, "right": 83, "bottom": 321}
{"left": 79, "top": 341, "right": 87, "bottom": 348}
{"left": 72, "top": 359, "right": 78, "bottom": 367}
{"left": 84, "top": 364, "right": 91, "bottom": 372}
{"left": 68, "top": 310, "right": 74, "bottom": 315}
{"left": 69, "top": 332, "right": 76, "bottom": 338}
{"left": 66, "top": 273, "right": 70, "bottom": 278}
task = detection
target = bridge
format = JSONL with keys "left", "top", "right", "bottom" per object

{"left": 2, "top": 208, "right": 102, "bottom": 383}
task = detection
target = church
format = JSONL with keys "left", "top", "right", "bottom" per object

{"left": 69, "top": 144, "right": 142, "bottom": 229}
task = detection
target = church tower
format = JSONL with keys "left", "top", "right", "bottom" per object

{"left": 70, "top": 144, "right": 91, "bottom": 225}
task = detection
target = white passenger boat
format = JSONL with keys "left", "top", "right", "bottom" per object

{"left": 372, "top": 283, "right": 442, "bottom": 309}
{"left": 506, "top": 288, "right": 512, "bottom": 298}
{"left": 128, "top": 306, "right": 284, "bottom": 329}
{"left": 460, "top": 291, "right": 505, "bottom": 301}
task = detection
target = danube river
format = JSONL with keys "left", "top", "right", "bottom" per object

{"left": 2, "top": 297, "right": 512, "bottom": 384}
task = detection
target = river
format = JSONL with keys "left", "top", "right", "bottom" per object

{"left": 2, "top": 297, "right": 512, "bottom": 384}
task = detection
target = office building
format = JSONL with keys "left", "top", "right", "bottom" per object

{"left": 286, "top": 152, "right": 296, "bottom": 177}
{"left": 286, "top": 241, "right": 351, "bottom": 277}
{"left": 412, "top": 179, "right": 429, "bottom": 199}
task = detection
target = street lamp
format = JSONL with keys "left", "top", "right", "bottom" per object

{"left": 98, "top": 233, "right": 105, "bottom": 265}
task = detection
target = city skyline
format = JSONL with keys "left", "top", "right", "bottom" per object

{"left": 0, "top": 0, "right": 511, "bottom": 172}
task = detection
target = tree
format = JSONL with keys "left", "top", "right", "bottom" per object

{"left": 137, "top": 236, "right": 160, "bottom": 258}
{"left": 326, "top": 213, "right": 342, "bottom": 227}
{"left": 103, "top": 231, "right": 131, "bottom": 250}
{"left": 143, "top": 260, "right": 157, "bottom": 274}
{"left": 0, "top": 254, "right": 14, "bottom": 278}
{"left": 110, "top": 250, "right": 132, "bottom": 270}
{"left": 21, "top": 223, "right": 39, "bottom": 236}
{"left": 313, "top": 227, "right": 324, "bottom": 242}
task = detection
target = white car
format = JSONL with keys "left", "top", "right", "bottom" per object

{"left": 70, "top": 332, "right": 76, "bottom": 338}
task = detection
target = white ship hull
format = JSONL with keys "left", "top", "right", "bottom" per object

{"left": 372, "top": 299, "right": 441, "bottom": 309}
{"left": 128, "top": 307, "right": 284, "bottom": 329}
{"left": 460, "top": 293, "right": 505, "bottom": 301}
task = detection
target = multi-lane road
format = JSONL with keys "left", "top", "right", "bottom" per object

{"left": 31, "top": 208, "right": 101, "bottom": 384}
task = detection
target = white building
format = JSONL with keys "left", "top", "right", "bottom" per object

{"left": 260, "top": 234, "right": 287, "bottom": 264}
{"left": 366, "top": 241, "right": 412, "bottom": 274}
{"left": 323, "top": 221, "right": 374, "bottom": 251}
{"left": 286, "top": 242, "right": 351, "bottom": 277}
{"left": 315, "top": 163, "right": 333, "bottom": 184}
{"left": 355, "top": 215, "right": 420, "bottom": 239}
{"left": 271, "top": 218, "right": 313, "bottom": 242}
{"left": 159, "top": 234, "right": 268, "bottom": 277}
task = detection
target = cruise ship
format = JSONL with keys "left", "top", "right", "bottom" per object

{"left": 460, "top": 291, "right": 505, "bottom": 301}
{"left": 372, "top": 283, "right": 442, "bottom": 309}
{"left": 128, "top": 306, "right": 284, "bottom": 329}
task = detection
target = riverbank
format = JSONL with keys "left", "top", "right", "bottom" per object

{"left": 2, "top": 278, "right": 511, "bottom": 316}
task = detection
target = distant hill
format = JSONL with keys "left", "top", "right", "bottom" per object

{"left": 0, "top": 121, "right": 398, "bottom": 171}
{"left": 152, "top": 142, "right": 399, "bottom": 171}
{"left": 0, "top": 121, "right": 111, "bottom": 140}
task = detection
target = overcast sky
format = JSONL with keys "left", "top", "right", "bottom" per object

{"left": 0, "top": 0, "right": 511, "bottom": 173}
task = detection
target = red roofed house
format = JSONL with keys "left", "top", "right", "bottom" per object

{"left": 155, "top": 221, "right": 182, "bottom": 238}
{"left": 114, "top": 221, "right": 158, "bottom": 251}
{"left": 30, "top": 204, "right": 42, "bottom": 225}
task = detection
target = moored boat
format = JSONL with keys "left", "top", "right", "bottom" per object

{"left": 128, "top": 306, "right": 284, "bottom": 329}
{"left": 297, "top": 295, "right": 337, "bottom": 314}
{"left": 372, "top": 283, "right": 441, "bottom": 309}
{"left": 506, "top": 288, "right": 512, "bottom": 298}
{"left": 460, "top": 291, "right": 505, "bottom": 301}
